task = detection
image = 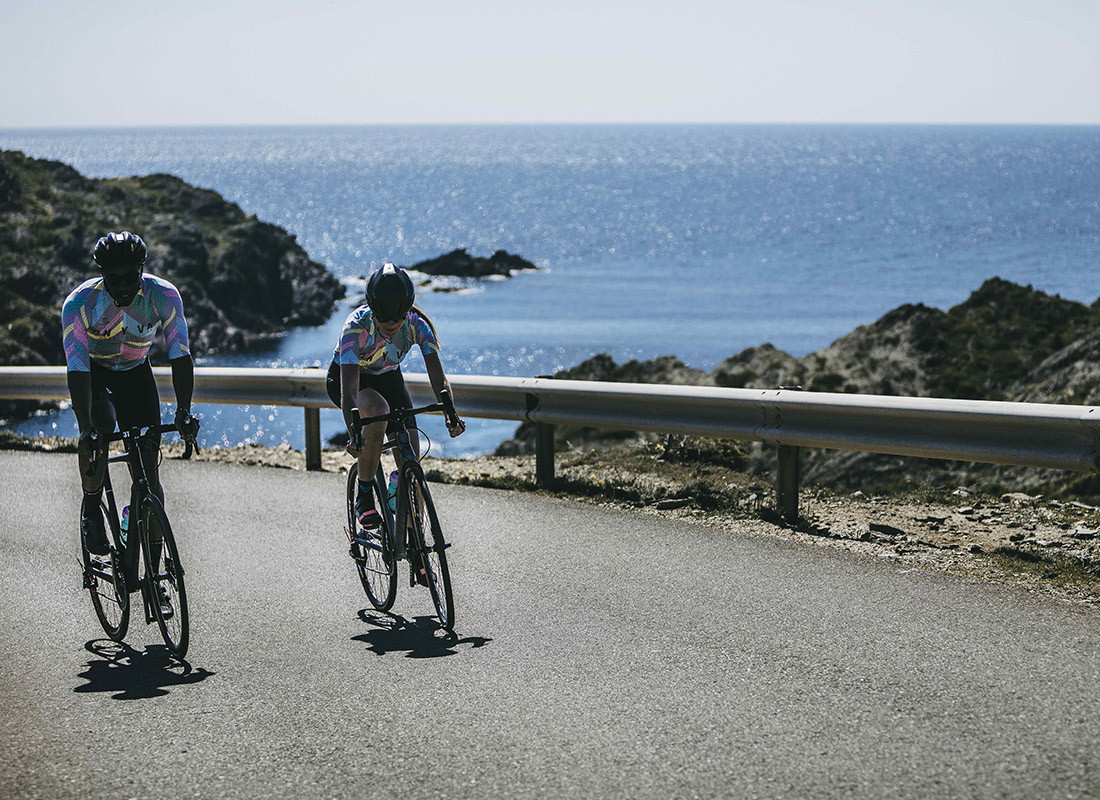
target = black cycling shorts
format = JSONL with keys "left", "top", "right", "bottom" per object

{"left": 90, "top": 359, "right": 161, "bottom": 432}
{"left": 326, "top": 360, "right": 412, "bottom": 433}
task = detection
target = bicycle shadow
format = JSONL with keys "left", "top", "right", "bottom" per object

{"left": 74, "top": 639, "right": 215, "bottom": 700}
{"left": 353, "top": 610, "right": 492, "bottom": 659}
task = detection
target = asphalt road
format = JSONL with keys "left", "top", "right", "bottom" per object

{"left": 2, "top": 450, "right": 1100, "bottom": 799}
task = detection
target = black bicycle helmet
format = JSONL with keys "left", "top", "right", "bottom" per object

{"left": 93, "top": 231, "right": 147, "bottom": 269}
{"left": 366, "top": 263, "right": 415, "bottom": 322}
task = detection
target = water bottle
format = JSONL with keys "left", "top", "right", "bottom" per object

{"left": 120, "top": 505, "right": 130, "bottom": 546}
{"left": 387, "top": 470, "right": 399, "bottom": 514}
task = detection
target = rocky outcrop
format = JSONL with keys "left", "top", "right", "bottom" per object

{"left": 495, "top": 354, "right": 710, "bottom": 455}
{"left": 1010, "top": 327, "right": 1100, "bottom": 405}
{"left": 495, "top": 279, "right": 1100, "bottom": 499}
{"left": 0, "top": 149, "right": 345, "bottom": 375}
{"left": 713, "top": 278, "right": 1096, "bottom": 400}
{"left": 407, "top": 248, "right": 537, "bottom": 278}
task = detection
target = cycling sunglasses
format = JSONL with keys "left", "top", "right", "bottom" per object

{"left": 101, "top": 267, "right": 144, "bottom": 286}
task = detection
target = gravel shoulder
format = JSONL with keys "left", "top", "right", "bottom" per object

{"left": 10, "top": 433, "right": 1100, "bottom": 606}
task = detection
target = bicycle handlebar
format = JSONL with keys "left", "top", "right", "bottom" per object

{"left": 352, "top": 388, "right": 460, "bottom": 430}
{"left": 84, "top": 421, "right": 198, "bottom": 476}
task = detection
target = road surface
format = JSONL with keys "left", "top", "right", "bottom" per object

{"left": 2, "top": 451, "right": 1099, "bottom": 799}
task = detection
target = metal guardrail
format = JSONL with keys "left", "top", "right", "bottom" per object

{"left": 3, "top": 365, "right": 1099, "bottom": 519}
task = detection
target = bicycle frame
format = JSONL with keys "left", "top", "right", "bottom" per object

{"left": 384, "top": 424, "right": 425, "bottom": 558}
{"left": 352, "top": 391, "right": 456, "bottom": 561}
{"left": 89, "top": 424, "right": 183, "bottom": 620}
{"left": 347, "top": 389, "right": 457, "bottom": 626}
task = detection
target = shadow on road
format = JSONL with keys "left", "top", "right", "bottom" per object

{"left": 353, "top": 610, "right": 492, "bottom": 658}
{"left": 74, "top": 639, "right": 215, "bottom": 700}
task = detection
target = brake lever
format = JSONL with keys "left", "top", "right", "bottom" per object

{"left": 177, "top": 418, "right": 200, "bottom": 460}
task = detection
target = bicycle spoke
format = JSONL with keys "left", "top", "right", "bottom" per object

{"left": 407, "top": 475, "right": 454, "bottom": 629}
{"left": 346, "top": 463, "right": 397, "bottom": 611}
{"left": 141, "top": 498, "right": 189, "bottom": 659}
{"left": 85, "top": 498, "right": 129, "bottom": 642}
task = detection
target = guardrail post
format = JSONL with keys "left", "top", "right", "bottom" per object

{"left": 536, "top": 423, "right": 555, "bottom": 489}
{"left": 777, "top": 444, "right": 801, "bottom": 522}
{"left": 304, "top": 407, "right": 321, "bottom": 471}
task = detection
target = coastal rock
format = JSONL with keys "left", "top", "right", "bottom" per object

{"left": 407, "top": 248, "right": 537, "bottom": 279}
{"left": 495, "top": 278, "right": 1100, "bottom": 501}
{"left": 713, "top": 279, "right": 1095, "bottom": 400}
{"left": 0, "top": 150, "right": 346, "bottom": 417}
{"left": 553, "top": 353, "right": 710, "bottom": 386}
{"left": 1009, "top": 327, "right": 1100, "bottom": 405}
{"left": 493, "top": 353, "right": 710, "bottom": 455}
{"left": 712, "top": 344, "right": 806, "bottom": 389}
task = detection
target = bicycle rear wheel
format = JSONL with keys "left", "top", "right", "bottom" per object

{"left": 407, "top": 473, "right": 454, "bottom": 629}
{"left": 140, "top": 497, "right": 189, "bottom": 658}
{"left": 346, "top": 463, "right": 397, "bottom": 611}
{"left": 84, "top": 498, "right": 129, "bottom": 641}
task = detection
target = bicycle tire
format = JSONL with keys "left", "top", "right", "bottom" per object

{"left": 85, "top": 497, "right": 130, "bottom": 641}
{"left": 407, "top": 471, "right": 454, "bottom": 629}
{"left": 346, "top": 463, "right": 397, "bottom": 611}
{"left": 140, "top": 497, "right": 189, "bottom": 658}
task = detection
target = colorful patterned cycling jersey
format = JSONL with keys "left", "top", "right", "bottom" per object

{"left": 61, "top": 274, "right": 191, "bottom": 372}
{"left": 334, "top": 306, "right": 439, "bottom": 374}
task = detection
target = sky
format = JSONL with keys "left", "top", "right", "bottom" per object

{"left": 1, "top": 0, "right": 1098, "bottom": 127}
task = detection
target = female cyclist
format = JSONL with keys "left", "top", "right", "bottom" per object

{"left": 327, "top": 263, "right": 465, "bottom": 529}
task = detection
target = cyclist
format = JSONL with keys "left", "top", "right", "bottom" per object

{"left": 61, "top": 231, "right": 200, "bottom": 558}
{"left": 327, "top": 263, "right": 465, "bottom": 530}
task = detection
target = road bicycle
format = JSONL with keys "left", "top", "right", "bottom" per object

{"left": 345, "top": 390, "right": 458, "bottom": 630}
{"left": 81, "top": 422, "right": 195, "bottom": 658}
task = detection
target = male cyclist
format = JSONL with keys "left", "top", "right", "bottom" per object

{"left": 62, "top": 231, "right": 199, "bottom": 557}
{"left": 326, "top": 263, "right": 465, "bottom": 529}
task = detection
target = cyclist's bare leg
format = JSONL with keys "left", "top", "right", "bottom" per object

{"left": 79, "top": 391, "right": 116, "bottom": 494}
{"left": 140, "top": 432, "right": 167, "bottom": 568}
{"left": 355, "top": 387, "right": 389, "bottom": 487}
{"left": 141, "top": 432, "right": 165, "bottom": 505}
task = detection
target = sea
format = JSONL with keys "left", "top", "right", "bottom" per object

{"left": 2, "top": 124, "right": 1099, "bottom": 456}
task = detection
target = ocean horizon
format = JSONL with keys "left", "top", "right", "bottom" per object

{"left": 3, "top": 123, "right": 1099, "bottom": 455}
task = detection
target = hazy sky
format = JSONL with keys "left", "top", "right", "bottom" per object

{"left": 2, "top": 0, "right": 1098, "bottom": 127}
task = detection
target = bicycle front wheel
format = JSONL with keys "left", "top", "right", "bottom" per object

{"left": 407, "top": 473, "right": 454, "bottom": 629}
{"left": 140, "top": 497, "right": 189, "bottom": 658}
{"left": 346, "top": 463, "right": 397, "bottom": 611}
{"left": 85, "top": 497, "right": 129, "bottom": 641}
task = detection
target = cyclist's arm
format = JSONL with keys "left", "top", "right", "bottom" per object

{"left": 170, "top": 354, "right": 200, "bottom": 442}
{"left": 413, "top": 316, "right": 453, "bottom": 405}
{"left": 170, "top": 354, "right": 194, "bottom": 410}
{"left": 170, "top": 354, "right": 194, "bottom": 413}
{"left": 423, "top": 352, "right": 464, "bottom": 436}
{"left": 339, "top": 362, "right": 361, "bottom": 429}
{"left": 67, "top": 370, "right": 95, "bottom": 434}
{"left": 62, "top": 291, "right": 94, "bottom": 435}
{"left": 422, "top": 352, "right": 451, "bottom": 400}
{"left": 67, "top": 370, "right": 104, "bottom": 488}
